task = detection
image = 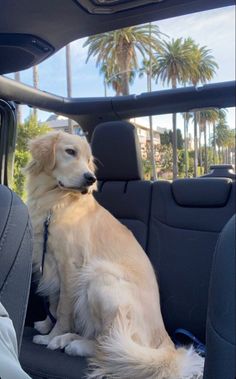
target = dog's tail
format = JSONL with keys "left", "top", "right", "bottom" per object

{"left": 87, "top": 310, "right": 204, "bottom": 379}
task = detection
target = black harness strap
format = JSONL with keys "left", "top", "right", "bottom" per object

{"left": 41, "top": 210, "right": 56, "bottom": 325}
{"left": 41, "top": 210, "right": 52, "bottom": 275}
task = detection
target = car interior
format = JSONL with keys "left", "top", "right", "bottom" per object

{"left": 0, "top": 1, "right": 235, "bottom": 379}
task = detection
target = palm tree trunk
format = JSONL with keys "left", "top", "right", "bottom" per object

{"left": 123, "top": 71, "right": 130, "bottom": 96}
{"left": 199, "top": 131, "right": 202, "bottom": 174}
{"left": 220, "top": 147, "right": 223, "bottom": 163}
{"left": 117, "top": 40, "right": 130, "bottom": 96}
{"left": 172, "top": 78, "right": 178, "bottom": 180}
{"left": 204, "top": 121, "right": 208, "bottom": 173}
{"left": 183, "top": 113, "right": 188, "bottom": 177}
{"left": 172, "top": 112, "right": 178, "bottom": 179}
{"left": 147, "top": 22, "right": 157, "bottom": 181}
{"left": 149, "top": 115, "right": 157, "bottom": 180}
{"left": 227, "top": 148, "right": 230, "bottom": 164}
{"left": 33, "top": 65, "right": 39, "bottom": 119}
{"left": 104, "top": 79, "right": 107, "bottom": 97}
{"left": 213, "top": 120, "right": 216, "bottom": 163}
{"left": 193, "top": 112, "right": 198, "bottom": 177}
{"left": 14, "top": 72, "right": 22, "bottom": 124}
{"left": 224, "top": 147, "right": 227, "bottom": 164}
{"left": 66, "top": 44, "right": 73, "bottom": 134}
{"left": 208, "top": 122, "right": 212, "bottom": 167}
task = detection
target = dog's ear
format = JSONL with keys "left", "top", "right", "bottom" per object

{"left": 25, "top": 132, "right": 60, "bottom": 174}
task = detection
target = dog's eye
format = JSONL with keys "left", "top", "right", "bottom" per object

{"left": 65, "top": 148, "right": 76, "bottom": 156}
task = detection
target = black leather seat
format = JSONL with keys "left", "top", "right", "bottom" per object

{"left": 203, "top": 214, "right": 235, "bottom": 379}
{"left": 148, "top": 178, "right": 235, "bottom": 343}
{"left": 0, "top": 185, "right": 33, "bottom": 350}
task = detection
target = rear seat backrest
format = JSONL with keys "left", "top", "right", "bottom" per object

{"left": 91, "top": 121, "right": 152, "bottom": 251}
{"left": 148, "top": 178, "right": 235, "bottom": 343}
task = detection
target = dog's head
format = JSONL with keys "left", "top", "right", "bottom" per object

{"left": 26, "top": 131, "right": 97, "bottom": 194}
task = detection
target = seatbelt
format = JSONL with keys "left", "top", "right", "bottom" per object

{"left": 174, "top": 328, "right": 206, "bottom": 357}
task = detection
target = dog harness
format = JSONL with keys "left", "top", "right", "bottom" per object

{"left": 41, "top": 210, "right": 52, "bottom": 275}
{"left": 41, "top": 210, "right": 56, "bottom": 324}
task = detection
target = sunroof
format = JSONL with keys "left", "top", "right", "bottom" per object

{"left": 76, "top": 0, "right": 164, "bottom": 14}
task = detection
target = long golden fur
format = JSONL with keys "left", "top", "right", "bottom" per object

{"left": 25, "top": 131, "right": 203, "bottom": 379}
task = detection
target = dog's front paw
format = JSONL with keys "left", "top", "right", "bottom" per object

{"left": 33, "top": 334, "right": 51, "bottom": 345}
{"left": 65, "top": 341, "right": 82, "bottom": 356}
{"left": 47, "top": 333, "right": 76, "bottom": 350}
{"left": 65, "top": 340, "right": 94, "bottom": 357}
{"left": 34, "top": 318, "right": 53, "bottom": 335}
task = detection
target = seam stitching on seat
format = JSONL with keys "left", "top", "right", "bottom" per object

{"left": 0, "top": 188, "right": 13, "bottom": 249}
{"left": 153, "top": 217, "right": 220, "bottom": 234}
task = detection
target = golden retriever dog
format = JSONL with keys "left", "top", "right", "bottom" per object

{"left": 25, "top": 131, "right": 203, "bottom": 379}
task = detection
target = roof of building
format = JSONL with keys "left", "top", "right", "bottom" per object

{"left": 45, "top": 114, "right": 78, "bottom": 129}
{"left": 132, "top": 119, "right": 167, "bottom": 135}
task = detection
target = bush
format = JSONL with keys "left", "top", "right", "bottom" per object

{"left": 12, "top": 114, "right": 50, "bottom": 198}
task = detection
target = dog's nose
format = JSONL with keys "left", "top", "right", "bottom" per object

{"left": 84, "top": 172, "right": 96, "bottom": 186}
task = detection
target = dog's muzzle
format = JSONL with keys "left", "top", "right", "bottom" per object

{"left": 58, "top": 173, "right": 96, "bottom": 194}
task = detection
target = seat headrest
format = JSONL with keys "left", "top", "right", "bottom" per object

{"left": 172, "top": 178, "right": 232, "bottom": 207}
{"left": 91, "top": 121, "right": 143, "bottom": 181}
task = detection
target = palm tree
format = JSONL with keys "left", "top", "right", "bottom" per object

{"left": 138, "top": 23, "right": 162, "bottom": 180}
{"left": 214, "top": 109, "right": 227, "bottom": 162}
{"left": 197, "top": 110, "right": 209, "bottom": 173}
{"left": 152, "top": 37, "right": 195, "bottom": 179}
{"left": 189, "top": 44, "right": 218, "bottom": 176}
{"left": 215, "top": 112, "right": 230, "bottom": 163}
{"left": 226, "top": 129, "right": 235, "bottom": 164}
{"left": 206, "top": 109, "right": 220, "bottom": 165}
{"left": 83, "top": 24, "right": 163, "bottom": 96}
{"left": 33, "top": 65, "right": 39, "bottom": 119}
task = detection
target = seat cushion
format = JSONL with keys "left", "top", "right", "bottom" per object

{"left": 172, "top": 178, "right": 232, "bottom": 207}
{"left": 20, "top": 328, "right": 87, "bottom": 379}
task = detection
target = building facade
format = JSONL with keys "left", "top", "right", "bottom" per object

{"left": 133, "top": 120, "right": 167, "bottom": 160}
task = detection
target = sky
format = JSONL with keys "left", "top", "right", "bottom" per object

{"left": 6, "top": 5, "right": 235, "bottom": 138}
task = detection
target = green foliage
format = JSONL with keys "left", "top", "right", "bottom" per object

{"left": 215, "top": 119, "right": 233, "bottom": 148}
{"left": 177, "top": 149, "right": 185, "bottom": 176}
{"left": 161, "top": 129, "right": 184, "bottom": 149}
{"left": 16, "top": 114, "right": 49, "bottom": 151}
{"left": 12, "top": 114, "right": 50, "bottom": 199}
{"left": 12, "top": 150, "right": 30, "bottom": 200}
{"left": 158, "top": 144, "right": 173, "bottom": 173}
{"left": 142, "top": 159, "right": 152, "bottom": 180}
{"left": 160, "top": 131, "right": 171, "bottom": 145}
{"left": 177, "top": 129, "right": 184, "bottom": 149}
